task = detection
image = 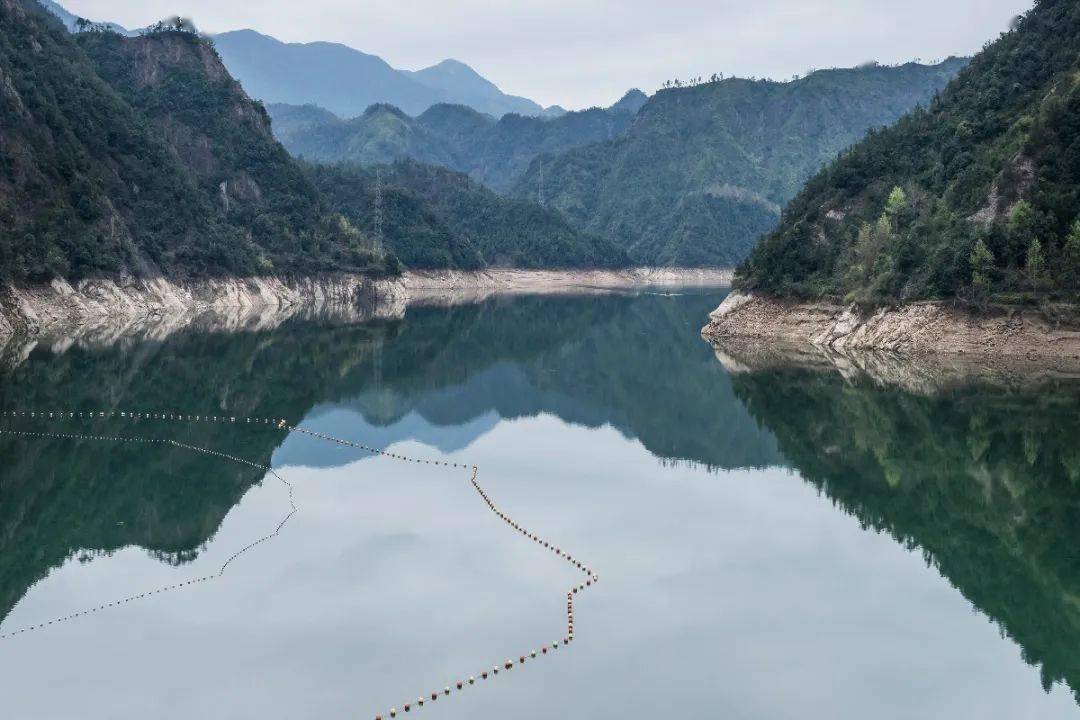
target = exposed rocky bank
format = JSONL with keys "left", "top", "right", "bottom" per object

{"left": 0, "top": 267, "right": 733, "bottom": 350}
{"left": 702, "top": 292, "right": 1080, "bottom": 360}
{"left": 0, "top": 275, "right": 409, "bottom": 348}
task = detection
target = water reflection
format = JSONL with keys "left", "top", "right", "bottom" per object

{"left": 0, "top": 292, "right": 775, "bottom": 646}
{"left": 1, "top": 291, "right": 1078, "bottom": 718}
{"left": 726, "top": 355, "right": 1080, "bottom": 701}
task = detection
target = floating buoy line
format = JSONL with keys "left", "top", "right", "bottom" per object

{"left": 0, "top": 409, "right": 599, "bottom": 718}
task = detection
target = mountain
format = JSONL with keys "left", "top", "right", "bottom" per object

{"left": 608, "top": 88, "right": 648, "bottom": 114}
{"left": 268, "top": 98, "right": 642, "bottom": 192}
{"left": 212, "top": 29, "right": 557, "bottom": 119}
{"left": 405, "top": 59, "right": 554, "bottom": 119}
{"left": 0, "top": 0, "right": 392, "bottom": 281}
{"left": 2, "top": 2, "right": 621, "bottom": 283}
{"left": 272, "top": 103, "right": 464, "bottom": 170}
{"left": 512, "top": 59, "right": 968, "bottom": 268}
{"left": 212, "top": 30, "right": 439, "bottom": 118}
{"left": 738, "top": 0, "right": 1080, "bottom": 303}
{"left": 38, "top": 2, "right": 562, "bottom": 119}
{"left": 308, "top": 161, "right": 631, "bottom": 269}
{"left": 36, "top": 0, "right": 132, "bottom": 35}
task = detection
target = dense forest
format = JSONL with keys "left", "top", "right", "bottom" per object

{"left": 269, "top": 94, "right": 642, "bottom": 191}
{"left": 0, "top": 0, "right": 394, "bottom": 281}
{"left": 738, "top": 0, "right": 1080, "bottom": 304}
{"left": 309, "top": 161, "right": 630, "bottom": 269}
{"left": 512, "top": 60, "right": 967, "bottom": 267}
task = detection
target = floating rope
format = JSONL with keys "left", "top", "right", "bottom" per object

{"left": 0, "top": 409, "right": 600, "bottom": 718}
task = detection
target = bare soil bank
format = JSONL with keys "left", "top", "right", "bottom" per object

{"left": 702, "top": 292, "right": 1080, "bottom": 361}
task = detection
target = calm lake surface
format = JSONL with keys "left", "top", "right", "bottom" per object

{"left": 2, "top": 289, "right": 1079, "bottom": 719}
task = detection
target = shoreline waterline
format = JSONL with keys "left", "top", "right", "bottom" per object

{"left": 0, "top": 268, "right": 733, "bottom": 357}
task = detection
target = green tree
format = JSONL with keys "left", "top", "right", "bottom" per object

{"left": 970, "top": 238, "right": 995, "bottom": 301}
{"left": 1009, "top": 201, "right": 1038, "bottom": 267}
{"left": 885, "top": 186, "right": 908, "bottom": 231}
{"left": 1026, "top": 237, "right": 1046, "bottom": 294}
{"left": 1063, "top": 220, "right": 1080, "bottom": 289}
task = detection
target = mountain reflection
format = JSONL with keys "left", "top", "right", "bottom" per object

{"left": 0, "top": 291, "right": 777, "bottom": 626}
{"left": 7, "top": 290, "right": 1080, "bottom": 705}
{"left": 726, "top": 357, "right": 1080, "bottom": 700}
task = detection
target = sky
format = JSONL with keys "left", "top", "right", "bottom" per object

{"left": 63, "top": 0, "right": 1034, "bottom": 110}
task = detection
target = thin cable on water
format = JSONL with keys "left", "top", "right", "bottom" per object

{"left": 0, "top": 428, "right": 298, "bottom": 639}
{"left": 0, "top": 409, "right": 600, "bottom": 718}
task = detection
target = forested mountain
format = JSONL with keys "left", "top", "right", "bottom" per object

{"left": 37, "top": 0, "right": 132, "bottom": 35}
{"left": 212, "top": 29, "right": 558, "bottom": 119}
{"left": 738, "top": 0, "right": 1080, "bottom": 303}
{"left": 0, "top": 0, "right": 392, "bottom": 281}
{"left": 511, "top": 59, "right": 968, "bottom": 267}
{"left": 1, "top": 1, "right": 627, "bottom": 281}
{"left": 308, "top": 161, "right": 630, "bottom": 269}
{"left": 268, "top": 98, "right": 641, "bottom": 192}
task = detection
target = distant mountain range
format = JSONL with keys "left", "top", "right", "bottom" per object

{"left": 268, "top": 91, "right": 646, "bottom": 192}
{"left": 212, "top": 29, "right": 562, "bottom": 119}
{"left": 37, "top": 1, "right": 561, "bottom": 120}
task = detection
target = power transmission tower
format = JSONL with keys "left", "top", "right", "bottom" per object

{"left": 538, "top": 160, "right": 545, "bottom": 207}
{"left": 373, "top": 167, "right": 384, "bottom": 256}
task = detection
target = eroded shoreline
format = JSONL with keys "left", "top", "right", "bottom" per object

{"left": 702, "top": 291, "right": 1080, "bottom": 362}
{"left": 0, "top": 268, "right": 733, "bottom": 363}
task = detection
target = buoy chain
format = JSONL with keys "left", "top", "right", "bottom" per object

{"left": 0, "top": 574, "right": 218, "bottom": 640}
{"left": 371, "top": 467, "right": 599, "bottom": 719}
{"left": 0, "top": 428, "right": 298, "bottom": 641}
{"left": 0, "top": 409, "right": 601, "bottom": 720}
{"left": 0, "top": 410, "right": 474, "bottom": 470}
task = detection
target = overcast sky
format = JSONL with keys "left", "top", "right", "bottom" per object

{"left": 64, "top": 0, "right": 1033, "bottom": 110}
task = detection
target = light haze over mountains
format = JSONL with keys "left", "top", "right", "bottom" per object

{"left": 39, "top": 0, "right": 564, "bottom": 119}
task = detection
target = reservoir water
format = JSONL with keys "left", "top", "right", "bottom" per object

{"left": 1, "top": 289, "right": 1078, "bottom": 719}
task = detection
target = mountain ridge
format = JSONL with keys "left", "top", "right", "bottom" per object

{"left": 268, "top": 98, "right": 643, "bottom": 192}
{"left": 513, "top": 58, "right": 969, "bottom": 267}
{"left": 212, "top": 28, "right": 560, "bottom": 119}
